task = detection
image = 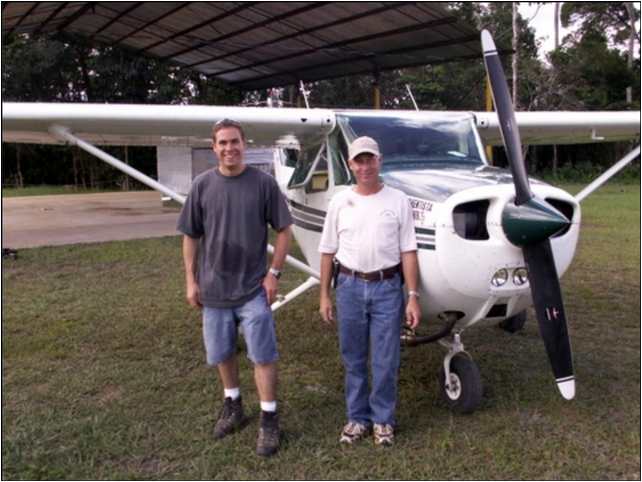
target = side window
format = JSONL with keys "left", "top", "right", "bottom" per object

{"left": 288, "top": 143, "right": 323, "bottom": 189}
{"left": 328, "top": 128, "right": 351, "bottom": 186}
{"left": 305, "top": 147, "right": 329, "bottom": 193}
{"left": 284, "top": 148, "right": 298, "bottom": 168}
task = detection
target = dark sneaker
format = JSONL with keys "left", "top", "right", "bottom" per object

{"left": 213, "top": 396, "right": 246, "bottom": 440}
{"left": 373, "top": 423, "right": 394, "bottom": 447}
{"left": 256, "top": 411, "right": 280, "bottom": 457}
{"left": 339, "top": 421, "right": 371, "bottom": 445}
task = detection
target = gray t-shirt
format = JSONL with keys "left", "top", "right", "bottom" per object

{"left": 177, "top": 166, "right": 292, "bottom": 308}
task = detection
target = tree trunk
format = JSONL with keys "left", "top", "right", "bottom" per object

{"left": 15, "top": 144, "right": 24, "bottom": 188}
{"left": 553, "top": 2, "right": 560, "bottom": 176}
{"left": 625, "top": 2, "right": 636, "bottom": 105}
{"left": 512, "top": 2, "right": 518, "bottom": 109}
{"left": 554, "top": 2, "right": 560, "bottom": 49}
{"left": 72, "top": 147, "right": 80, "bottom": 189}
{"left": 123, "top": 145, "right": 130, "bottom": 190}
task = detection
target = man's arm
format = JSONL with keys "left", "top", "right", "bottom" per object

{"left": 401, "top": 250, "right": 421, "bottom": 328}
{"left": 183, "top": 235, "right": 202, "bottom": 308}
{"left": 319, "top": 253, "right": 335, "bottom": 325}
{"left": 262, "top": 225, "right": 292, "bottom": 305}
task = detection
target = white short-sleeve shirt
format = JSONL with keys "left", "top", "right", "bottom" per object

{"left": 318, "top": 185, "right": 417, "bottom": 272}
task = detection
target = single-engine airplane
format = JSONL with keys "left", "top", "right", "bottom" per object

{"left": 2, "top": 31, "right": 640, "bottom": 414}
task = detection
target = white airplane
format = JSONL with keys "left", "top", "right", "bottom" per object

{"left": 2, "top": 31, "right": 639, "bottom": 414}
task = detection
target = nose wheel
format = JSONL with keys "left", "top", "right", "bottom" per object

{"left": 438, "top": 333, "right": 483, "bottom": 413}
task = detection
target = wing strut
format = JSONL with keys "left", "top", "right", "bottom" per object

{"left": 48, "top": 124, "right": 321, "bottom": 310}
{"left": 49, "top": 124, "right": 186, "bottom": 204}
{"left": 575, "top": 145, "right": 640, "bottom": 203}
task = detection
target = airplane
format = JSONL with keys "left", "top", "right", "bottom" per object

{"left": 2, "top": 31, "right": 640, "bottom": 414}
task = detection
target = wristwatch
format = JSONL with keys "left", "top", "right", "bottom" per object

{"left": 269, "top": 267, "right": 282, "bottom": 280}
{"left": 407, "top": 290, "right": 420, "bottom": 299}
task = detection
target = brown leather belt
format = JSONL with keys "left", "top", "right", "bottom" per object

{"left": 338, "top": 263, "right": 401, "bottom": 282}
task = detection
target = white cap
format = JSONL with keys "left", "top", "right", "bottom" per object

{"left": 348, "top": 136, "right": 380, "bottom": 160}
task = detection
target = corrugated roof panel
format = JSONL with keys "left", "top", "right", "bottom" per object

{"left": 2, "top": 2, "right": 494, "bottom": 90}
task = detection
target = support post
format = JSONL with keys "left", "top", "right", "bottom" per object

{"left": 373, "top": 71, "right": 381, "bottom": 110}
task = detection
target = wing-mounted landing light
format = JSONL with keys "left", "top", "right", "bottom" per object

{"left": 481, "top": 30, "right": 575, "bottom": 400}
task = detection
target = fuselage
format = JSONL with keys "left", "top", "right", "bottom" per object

{"left": 274, "top": 111, "right": 581, "bottom": 331}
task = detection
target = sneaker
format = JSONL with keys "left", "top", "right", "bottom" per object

{"left": 256, "top": 411, "right": 280, "bottom": 457}
{"left": 373, "top": 423, "right": 394, "bottom": 447}
{"left": 339, "top": 421, "right": 371, "bottom": 445}
{"left": 213, "top": 396, "right": 246, "bottom": 440}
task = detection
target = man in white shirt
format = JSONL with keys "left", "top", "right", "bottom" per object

{"left": 318, "top": 136, "right": 421, "bottom": 447}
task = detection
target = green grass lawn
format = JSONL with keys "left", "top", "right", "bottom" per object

{"left": 2, "top": 183, "right": 640, "bottom": 479}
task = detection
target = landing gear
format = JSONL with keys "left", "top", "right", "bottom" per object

{"left": 438, "top": 333, "right": 482, "bottom": 414}
{"left": 498, "top": 310, "right": 527, "bottom": 333}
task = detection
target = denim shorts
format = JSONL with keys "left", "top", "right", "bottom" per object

{"left": 202, "top": 290, "right": 278, "bottom": 366}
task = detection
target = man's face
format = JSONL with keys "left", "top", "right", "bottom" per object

{"left": 213, "top": 127, "right": 245, "bottom": 169}
{"left": 348, "top": 152, "right": 381, "bottom": 185}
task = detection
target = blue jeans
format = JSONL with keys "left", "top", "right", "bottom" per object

{"left": 335, "top": 272, "right": 404, "bottom": 426}
{"left": 202, "top": 290, "right": 278, "bottom": 366}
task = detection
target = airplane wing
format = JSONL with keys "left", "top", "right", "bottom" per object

{"left": 474, "top": 111, "right": 640, "bottom": 145}
{"left": 1, "top": 102, "right": 335, "bottom": 147}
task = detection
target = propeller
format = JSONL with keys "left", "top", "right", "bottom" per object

{"left": 481, "top": 30, "right": 575, "bottom": 400}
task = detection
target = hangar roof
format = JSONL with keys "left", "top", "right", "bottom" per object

{"left": 1, "top": 2, "right": 495, "bottom": 90}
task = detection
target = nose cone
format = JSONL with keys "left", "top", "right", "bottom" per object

{"left": 502, "top": 197, "right": 570, "bottom": 246}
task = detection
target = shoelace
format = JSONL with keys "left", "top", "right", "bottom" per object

{"left": 344, "top": 422, "right": 365, "bottom": 436}
{"left": 218, "top": 399, "right": 233, "bottom": 419}
{"left": 374, "top": 424, "right": 393, "bottom": 437}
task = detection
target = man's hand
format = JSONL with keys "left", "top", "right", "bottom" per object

{"left": 262, "top": 273, "right": 278, "bottom": 305}
{"left": 319, "top": 294, "right": 335, "bottom": 326}
{"left": 405, "top": 296, "right": 421, "bottom": 329}
{"left": 186, "top": 280, "right": 202, "bottom": 309}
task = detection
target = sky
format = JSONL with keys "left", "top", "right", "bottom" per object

{"left": 519, "top": 3, "right": 569, "bottom": 56}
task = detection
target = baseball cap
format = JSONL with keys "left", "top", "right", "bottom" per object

{"left": 348, "top": 136, "right": 380, "bottom": 160}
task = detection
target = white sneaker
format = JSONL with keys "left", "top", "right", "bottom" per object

{"left": 339, "top": 421, "right": 371, "bottom": 444}
{"left": 373, "top": 423, "right": 394, "bottom": 446}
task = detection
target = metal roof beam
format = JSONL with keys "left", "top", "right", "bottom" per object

{"left": 4, "top": 2, "right": 40, "bottom": 38}
{"left": 183, "top": 1, "right": 416, "bottom": 70}
{"left": 54, "top": 2, "right": 94, "bottom": 33}
{"left": 88, "top": 2, "right": 144, "bottom": 42}
{"left": 109, "top": 2, "right": 192, "bottom": 47}
{"left": 212, "top": 15, "right": 459, "bottom": 77}
{"left": 235, "top": 34, "right": 480, "bottom": 88}
{"left": 138, "top": 2, "right": 259, "bottom": 54}
{"left": 160, "top": 2, "right": 330, "bottom": 62}
{"left": 32, "top": 2, "right": 68, "bottom": 36}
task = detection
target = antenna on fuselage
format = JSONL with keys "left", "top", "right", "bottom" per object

{"left": 406, "top": 84, "right": 419, "bottom": 111}
{"left": 299, "top": 80, "right": 311, "bottom": 109}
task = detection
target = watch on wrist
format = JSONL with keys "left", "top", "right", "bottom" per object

{"left": 407, "top": 290, "right": 419, "bottom": 299}
{"left": 269, "top": 267, "right": 282, "bottom": 280}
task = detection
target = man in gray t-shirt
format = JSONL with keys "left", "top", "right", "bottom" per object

{"left": 177, "top": 119, "right": 292, "bottom": 457}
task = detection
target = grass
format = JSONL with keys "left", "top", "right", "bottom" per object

{"left": 2, "top": 183, "right": 640, "bottom": 479}
{"left": 2, "top": 185, "right": 141, "bottom": 197}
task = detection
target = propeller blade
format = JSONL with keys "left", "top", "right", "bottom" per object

{"left": 522, "top": 240, "right": 575, "bottom": 400}
{"left": 481, "top": 30, "right": 532, "bottom": 205}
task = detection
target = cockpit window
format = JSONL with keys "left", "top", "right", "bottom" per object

{"left": 337, "top": 114, "right": 484, "bottom": 171}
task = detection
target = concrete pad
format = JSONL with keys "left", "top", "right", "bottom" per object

{"left": 2, "top": 191, "right": 181, "bottom": 249}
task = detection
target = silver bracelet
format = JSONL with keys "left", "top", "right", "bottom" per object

{"left": 407, "top": 290, "right": 420, "bottom": 298}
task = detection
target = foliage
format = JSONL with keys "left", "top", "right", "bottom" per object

{"left": 560, "top": 2, "right": 640, "bottom": 46}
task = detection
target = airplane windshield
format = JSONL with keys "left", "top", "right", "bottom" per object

{"left": 337, "top": 114, "right": 484, "bottom": 171}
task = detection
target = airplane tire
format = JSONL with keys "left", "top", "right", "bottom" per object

{"left": 438, "top": 354, "right": 482, "bottom": 414}
{"left": 498, "top": 310, "right": 527, "bottom": 333}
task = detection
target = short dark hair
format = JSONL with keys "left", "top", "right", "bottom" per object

{"left": 212, "top": 118, "right": 245, "bottom": 142}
